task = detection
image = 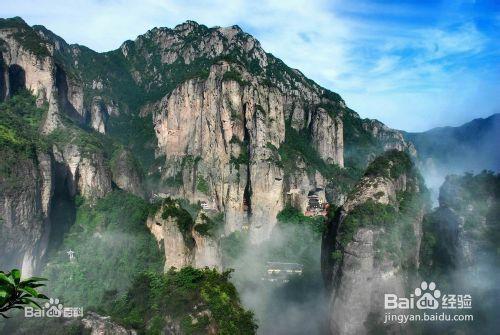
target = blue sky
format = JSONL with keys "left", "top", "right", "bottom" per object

{"left": 1, "top": 0, "right": 499, "bottom": 131}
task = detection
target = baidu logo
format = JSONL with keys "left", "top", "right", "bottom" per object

{"left": 25, "top": 297, "right": 83, "bottom": 318}
{"left": 414, "top": 281, "right": 441, "bottom": 309}
{"left": 384, "top": 281, "right": 471, "bottom": 310}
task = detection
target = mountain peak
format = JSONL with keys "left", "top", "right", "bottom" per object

{"left": 173, "top": 20, "right": 201, "bottom": 33}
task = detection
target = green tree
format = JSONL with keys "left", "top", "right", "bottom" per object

{"left": 0, "top": 269, "right": 48, "bottom": 318}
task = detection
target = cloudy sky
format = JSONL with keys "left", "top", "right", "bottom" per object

{"left": 2, "top": 0, "right": 499, "bottom": 131}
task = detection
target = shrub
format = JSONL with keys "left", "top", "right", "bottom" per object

{"left": 106, "top": 268, "right": 257, "bottom": 334}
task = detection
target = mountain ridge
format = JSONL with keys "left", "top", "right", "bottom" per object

{"left": 0, "top": 14, "right": 413, "bottom": 272}
{"left": 403, "top": 112, "right": 500, "bottom": 172}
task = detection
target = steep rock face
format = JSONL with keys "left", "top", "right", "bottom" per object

{"left": 0, "top": 27, "right": 65, "bottom": 133}
{"left": 111, "top": 149, "right": 144, "bottom": 197}
{"left": 321, "top": 151, "right": 426, "bottom": 335}
{"left": 148, "top": 210, "right": 193, "bottom": 269}
{"left": 77, "top": 154, "right": 113, "bottom": 199}
{"left": 0, "top": 30, "right": 56, "bottom": 105}
{"left": 311, "top": 107, "right": 344, "bottom": 166}
{"left": 363, "top": 119, "right": 416, "bottom": 155}
{"left": 52, "top": 143, "right": 113, "bottom": 201}
{"left": 90, "top": 96, "right": 109, "bottom": 133}
{"left": 147, "top": 204, "right": 222, "bottom": 271}
{"left": 151, "top": 62, "right": 344, "bottom": 242}
{"left": 192, "top": 213, "right": 223, "bottom": 269}
{"left": 421, "top": 172, "right": 500, "bottom": 269}
{"left": 0, "top": 151, "right": 54, "bottom": 277}
{"left": 82, "top": 312, "right": 137, "bottom": 335}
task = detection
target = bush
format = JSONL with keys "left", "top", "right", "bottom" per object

{"left": 196, "top": 175, "right": 210, "bottom": 194}
{"left": 107, "top": 268, "right": 257, "bottom": 334}
{"left": 222, "top": 69, "right": 248, "bottom": 86}
{"left": 364, "top": 150, "right": 413, "bottom": 179}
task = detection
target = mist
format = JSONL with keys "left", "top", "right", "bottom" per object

{"left": 221, "top": 216, "right": 329, "bottom": 334}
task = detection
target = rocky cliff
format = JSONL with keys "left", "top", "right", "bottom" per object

{"left": 420, "top": 171, "right": 499, "bottom": 272}
{"left": 321, "top": 150, "right": 428, "bottom": 335}
{"left": 147, "top": 199, "right": 222, "bottom": 271}
{"left": 418, "top": 171, "right": 500, "bottom": 334}
{"left": 0, "top": 16, "right": 415, "bottom": 274}
{"left": 0, "top": 150, "right": 53, "bottom": 277}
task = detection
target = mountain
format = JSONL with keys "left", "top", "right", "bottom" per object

{"left": 419, "top": 171, "right": 500, "bottom": 334}
{"left": 402, "top": 113, "right": 500, "bottom": 204}
{"left": 321, "top": 150, "right": 429, "bottom": 334}
{"left": 0, "top": 16, "right": 414, "bottom": 273}
{"left": 0, "top": 16, "right": 420, "bottom": 334}
{"left": 404, "top": 113, "right": 500, "bottom": 172}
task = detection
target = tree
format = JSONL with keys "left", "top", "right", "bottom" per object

{"left": 0, "top": 269, "right": 48, "bottom": 318}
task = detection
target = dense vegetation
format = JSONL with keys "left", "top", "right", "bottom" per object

{"left": 159, "top": 197, "right": 196, "bottom": 245}
{"left": 364, "top": 149, "right": 414, "bottom": 179}
{"left": 0, "top": 90, "right": 47, "bottom": 156}
{"left": 102, "top": 267, "right": 257, "bottom": 334}
{"left": 42, "top": 191, "right": 163, "bottom": 308}
{"left": 0, "top": 90, "right": 50, "bottom": 193}
{"left": 0, "top": 17, "right": 50, "bottom": 57}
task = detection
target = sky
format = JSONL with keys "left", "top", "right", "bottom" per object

{"left": 1, "top": 0, "right": 499, "bottom": 131}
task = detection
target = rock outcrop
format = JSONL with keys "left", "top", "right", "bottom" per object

{"left": 321, "top": 150, "right": 427, "bottom": 335}
{"left": 52, "top": 143, "right": 112, "bottom": 201}
{"left": 111, "top": 149, "right": 144, "bottom": 197}
{"left": 0, "top": 151, "right": 54, "bottom": 277}
{"left": 151, "top": 62, "right": 345, "bottom": 242}
{"left": 82, "top": 312, "right": 137, "bottom": 335}
{"left": 147, "top": 201, "right": 222, "bottom": 271}
{"left": 421, "top": 171, "right": 499, "bottom": 270}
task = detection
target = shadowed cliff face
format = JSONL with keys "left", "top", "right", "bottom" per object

{"left": 321, "top": 150, "right": 429, "bottom": 335}
{"left": 419, "top": 171, "right": 500, "bottom": 334}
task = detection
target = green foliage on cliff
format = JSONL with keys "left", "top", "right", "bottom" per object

{"left": 0, "top": 90, "right": 49, "bottom": 189}
{"left": 193, "top": 213, "right": 223, "bottom": 237}
{"left": 222, "top": 69, "right": 248, "bottom": 86}
{"left": 0, "top": 17, "right": 50, "bottom": 57}
{"left": 0, "top": 90, "right": 47, "bottom": 154}
{"left": 336, "top": 195, "right": 423, "bottom": 267}
{"left": 279, "top": 123, "right": 360, "bottom": 192}
{"left": 103, "top": 267, "right": 257, "bottom": 334}
{"left": 160, "top": 198, "right": 195, "bottom": 246}
{"left": 42, "top": 191, "right": 163, "bottom": 309}
{"left": 337, "top": 200, "right": 397, "bottom": 248}
{"left": 332, "top": 151, "right": 428, "bottom": 267}
{"left": 364, "top": 149, "right": 413, "bottom": 179}
{"left": 108, "top": 112, "right": 157, "bottom": 170}
{"left": 277, "top": 205, "right": 325, "bottom": 233}
{"left": 196, "top": 175, "right": 210, "bottom": 194}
